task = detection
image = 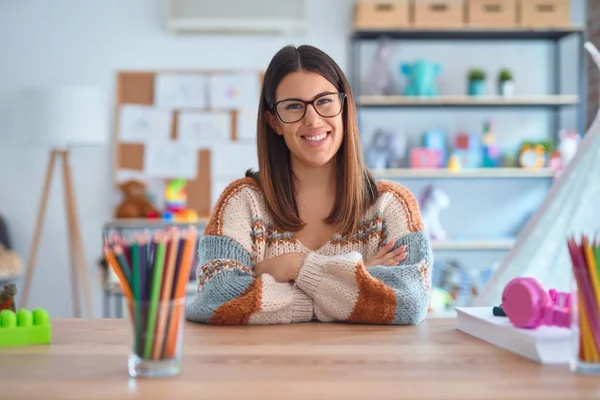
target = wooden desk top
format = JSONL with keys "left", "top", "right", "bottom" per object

{"left": 0, "top": 319, "right": 599, "bottom": 400}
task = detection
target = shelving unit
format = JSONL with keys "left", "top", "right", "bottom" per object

{"left": 372, "top": 167, "right": 554, "bottom": 179}
{"left": 359, "top": 95, "right": 579, "bottom": 108}
{"left": 349, "top": 25, "right": 586, "bottom": 317}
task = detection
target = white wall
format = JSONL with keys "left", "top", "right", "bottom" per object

{"left": 0, "top": 0, "right": 586, "bottom": 317}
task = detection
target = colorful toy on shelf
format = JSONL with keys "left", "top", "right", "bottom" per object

{"left": 453, "top": 132, "right": 481, "bottom": 168}
{"left": 401, "top": 60, "right": 441, "bottom": 97}
{"left": 419, "top": 184, "right": 450, "bottom": 240}
{"left": 423, "top": 130, "right": 447, "bottom": 167}
{"left": 410, "top": 148, "right": 439, "bottom": 169}
{"left": 447, "top": 154, "right": 461, "bottom": 171}
{"left": 0, "top": 283, "right": 16, "bottom": 312}
{"left": 518, "top": 143, "right": 546, "bottom": 169}
{"left": 163, "top": 179, "right": 199, "bottom": 223}
{"left": 558, "top": 129, "right": 580, "bottom": 167}
{"left": 0, "top": 308, "right": 52, "bottom": 347}
{"left": 481, "top": 121, "right": 500, "bottom": 168}
{"left": 364, "top": 128, "right": 407, "bottom": 169}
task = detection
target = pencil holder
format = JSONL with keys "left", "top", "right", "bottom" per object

{"left": 567, "top": 235, "right": 600, "bottom": 374}
{"left": 127, "top": 297, "right": 186, "bottom": 378}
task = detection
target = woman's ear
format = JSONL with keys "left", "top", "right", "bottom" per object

{"left": 265, "top": 111, "right": 283, "bottom": 136}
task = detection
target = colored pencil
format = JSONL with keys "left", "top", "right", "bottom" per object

{"left": 567, "top": 234, "right": 600, "bottom": 364}
{"left": 164, "top": 227, "right": 197, "bottom": 358}
{"left": 152, "top": 229, "right": 179, "bottom": 360}
{"left": 103, "top": 225, "right": 197, "bottom": 361}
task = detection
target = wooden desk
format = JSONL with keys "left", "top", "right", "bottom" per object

{"left": 0, "top": 319, "right": 598, "bottom": 399}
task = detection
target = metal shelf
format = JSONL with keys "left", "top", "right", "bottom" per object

{"left": 372, "top": 168, "right": 555, "bottom": 179}
{"left": 351, "top": 27, "right": 585, "bottom": 41}
{"left": 358, "top": 95, "right": 579, "bottom": 108}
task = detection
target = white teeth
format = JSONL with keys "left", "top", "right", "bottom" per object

{"left": 304, "top": 133, "right": 327, "bottom": 142}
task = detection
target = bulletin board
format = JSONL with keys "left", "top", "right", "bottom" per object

{"left": 113, "top": 69, "right": 264, "bottom": 218}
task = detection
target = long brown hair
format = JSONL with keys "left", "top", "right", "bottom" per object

{"left": 246, "top": 45, "right": 377, "bottom": 237}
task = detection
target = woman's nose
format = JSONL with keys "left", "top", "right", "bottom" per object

{"left": 303, "top": 104, "right": 322, "bottom": 126}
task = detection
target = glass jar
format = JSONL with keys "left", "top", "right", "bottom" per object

{"left": 570, "top": 273, "right": 600, "bottom": 374}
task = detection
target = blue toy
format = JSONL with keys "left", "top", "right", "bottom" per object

{"left": 423, "top": 130, "right": 447, "bottom": 167}
{"left": 401, "top": 60, "right": 441, "bottom": 97}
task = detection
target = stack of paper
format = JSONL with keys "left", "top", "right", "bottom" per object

{"left": 455, "top": 307, "right": 572, "bottom": 364}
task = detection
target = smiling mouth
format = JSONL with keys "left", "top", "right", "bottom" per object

{"left": 301, "top": 131, "right": 330, "bottom": 143}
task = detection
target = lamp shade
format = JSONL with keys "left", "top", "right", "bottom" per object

{"left": 14, "top": 85, "right": 107, "bottom": 147}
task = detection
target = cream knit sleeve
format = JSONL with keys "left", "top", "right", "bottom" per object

{"left": 185, "top": 178, "right": 313, "bottom": 325}
{"left": 294, "top": 181, "right": 433, "bottom": 325}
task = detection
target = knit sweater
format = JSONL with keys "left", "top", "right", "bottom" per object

{"left": 185, "top": 177, "right": 433, "bottom": 325}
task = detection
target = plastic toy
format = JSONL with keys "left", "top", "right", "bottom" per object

{"left": 423, "top": 130, "right": 446, "bottom": 167}
{"left": 453, "top": 132, "right": 481, "bottom": 168}
{"left": 419, "top": 185, "right": 450, "bottom": 240}
{"left": 501, "top": 277, "right": 571, "bottom": 329}
{"left": 401, "top": 60, "right": 441, "bottom": 97}
{"left": 0, "top": 283, "right": 16, "bottom": 312}
{"left": 0, "top": 308, "right": 51, "bottom": 347}
{"left": 163, "top": 179, "right": 198, "bottom": 223}
{"left": 481, "top": 121, "right": 500, "bottom": 168}
{"left": 558, "top": 130, "right": 580, "bottom": 164}
{"left": 410, "top": 148, "right": 439, "bottom": 169}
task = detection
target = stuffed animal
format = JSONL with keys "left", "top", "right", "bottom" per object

{"left": 401, "top": 60, "right": 441, "bottom": 97}
{"left": 114, "top": 180, "right": 159, "bottom": 219}
{"left": 419, "top": 184, "right": 450, "bottom": 240}
{"left": 558, "top": 129, "right": 580, "bottom": 166}
{"left": 0, "top": 244, "right": 22, "bottom": 280}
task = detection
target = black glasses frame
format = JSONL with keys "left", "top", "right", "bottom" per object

{"left": 270, "top": 92, "right": 346, "bottom": 124}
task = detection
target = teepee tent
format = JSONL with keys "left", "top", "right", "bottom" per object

{"left": 473, "top": 42, "right": 600, "bottom": 307}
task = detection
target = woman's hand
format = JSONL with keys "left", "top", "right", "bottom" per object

{"left": 364, "top": 242, "right": 407, "bottom": 267}
{"left": 253, "top": 252, "right": 304, "bottom": 283}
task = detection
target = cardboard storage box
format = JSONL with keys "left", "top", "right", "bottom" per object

{"left": 519, "top": 0, "right": 570, "bottom": 27}
{"left": 466, "top": 0, "right": 517, "bottom": 27}
{"left": 354, "top": 1, "right": 411, "bottom": 29}
{"left": 413, "top": 0, "right": 465, "bottom": 29}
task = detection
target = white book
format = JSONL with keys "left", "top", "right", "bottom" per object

{"left": 455, "top": 307, "right": 572, "bottom": 364}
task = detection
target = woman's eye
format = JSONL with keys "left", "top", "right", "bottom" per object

{"left": 317, "top": 98, "right": 332, "bottom": 105}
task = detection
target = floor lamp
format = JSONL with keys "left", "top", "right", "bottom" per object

{"left": 15, "top": 86, "right": 107, "bottom": 318}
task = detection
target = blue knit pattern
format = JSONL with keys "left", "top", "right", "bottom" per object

{"left": 185, "top": 235, "right": 254, "bottom": 323}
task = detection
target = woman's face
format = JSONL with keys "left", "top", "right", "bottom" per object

{"left": 267, "top": 71, "right": 344, "bottom": 169}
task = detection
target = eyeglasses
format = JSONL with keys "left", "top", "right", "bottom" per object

{"left": 271, "top": 92, "right": 346, "bottom": 124}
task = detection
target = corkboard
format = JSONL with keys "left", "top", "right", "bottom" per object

{"left": 113, "top": 70, "right": 262, "bottom": 218}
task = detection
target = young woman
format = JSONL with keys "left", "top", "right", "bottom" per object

{"left": 185, "top": 45, "right": 433, "bottom": 325}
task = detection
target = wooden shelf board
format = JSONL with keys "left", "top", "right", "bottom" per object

{"left": 372, "top": 168, "right": 554, "bottom": 179}
{"left": 358, "top": 95, "right": 579, "bottom": 108}
{"left": 431, "top": 239, "right": 515, "bottom": 251}
{"left": 351, "top": 27, "right": 584, "bottom": 41}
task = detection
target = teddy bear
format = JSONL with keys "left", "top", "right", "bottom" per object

{"left": 114, "top": 180, "right": 159, "bottom": 219}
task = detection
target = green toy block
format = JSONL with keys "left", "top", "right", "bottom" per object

{"left": 0, "top": 308, "right": 51, "bottom": 347}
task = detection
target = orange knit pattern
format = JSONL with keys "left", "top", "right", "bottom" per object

{"left": 185, "top": 177, "right": 433, "bottom": 326}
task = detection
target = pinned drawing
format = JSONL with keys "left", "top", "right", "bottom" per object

{"left": 144, "top": 140, "right": 198, "bottom": 180}
{"left": 118, "top": 105, "right": 172, "bottom": 144}
{"left": 154, "top": 73, "right": 207, "bottom": 108}
{"left": 208, "top": 73, "right": 260, "bottom": 110}
{"left": 177, "top": 111, "right": 231, "bottom": 146}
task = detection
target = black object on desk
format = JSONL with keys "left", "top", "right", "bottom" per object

{"left": 493, "top": 305, "right": 506, "bottom": 317}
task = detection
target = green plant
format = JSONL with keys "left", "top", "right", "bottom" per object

{"left": 498, "top": 68, "right": 513, "bottom": 82}
{"left": 468, "top": 68, "right": 486, "bottom": 82}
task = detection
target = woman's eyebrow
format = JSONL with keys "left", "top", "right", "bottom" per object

{"left": 278, "top": 91, "right": 336, "bottom": 102}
